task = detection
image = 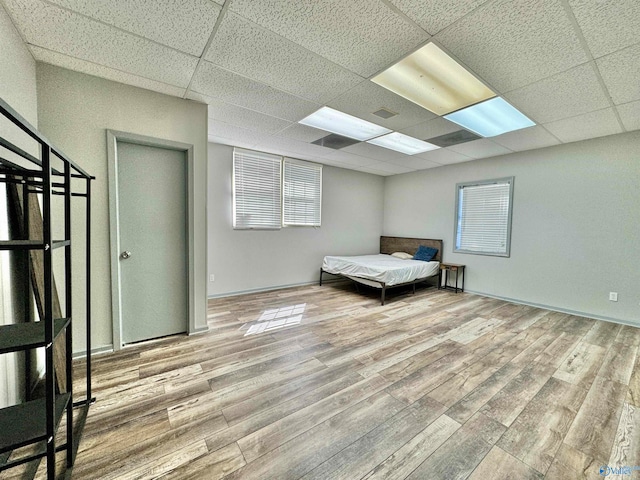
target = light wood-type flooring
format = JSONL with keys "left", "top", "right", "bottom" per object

{"left": 11, "top": 282, "right": 640, "bottom": 479}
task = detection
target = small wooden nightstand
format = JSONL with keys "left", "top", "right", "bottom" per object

{"left": 438, "top": 263, "right": 466, "bottom": 293}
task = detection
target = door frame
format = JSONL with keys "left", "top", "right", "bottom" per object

{"left": 107, "top": 130, "right": 196, "bottom": 351}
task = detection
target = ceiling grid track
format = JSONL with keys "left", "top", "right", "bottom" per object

{"left": 559, "top": 0, "right": 627, "bottom": 133}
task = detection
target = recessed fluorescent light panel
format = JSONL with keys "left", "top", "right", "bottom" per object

{"left": 367, "top": 132, "right": 439, "bottom": 155}
{"left": 372, "top": 42, "right": 496, "bottom": 116}
{"left": 444, "top": 97, "right": 535, "bottom": 137}
{"left": 299, "top": 106, "right": 391, "bottom": 141}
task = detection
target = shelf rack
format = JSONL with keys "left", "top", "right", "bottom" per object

{"left": 0, "top": 96, "right": 94, "bottom": 479}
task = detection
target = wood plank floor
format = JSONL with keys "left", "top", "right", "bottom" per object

{"left": 11, "top": 282, "right": 640, "bottom": 479}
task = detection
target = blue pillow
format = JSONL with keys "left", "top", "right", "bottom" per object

{"left": 414, "top": 245, "right": 438, "bottom": 262}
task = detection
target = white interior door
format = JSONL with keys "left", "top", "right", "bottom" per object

{"left": 117, "top": 142, "right": 187, "bottom": 344}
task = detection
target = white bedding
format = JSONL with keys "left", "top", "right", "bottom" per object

{"left": 322, "top": 254, "right": 439, "bottom": 287}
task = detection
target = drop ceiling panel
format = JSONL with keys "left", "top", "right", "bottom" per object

{"left": 491, "top": 125, "right": 561, "bottom": 151}
{"left": 505, "top": 63, "right": 610, "bottom": 124}
{"left": 207, "top": 98, "right": 292, "bottom": 134}
{"left": 543, "top": 108, "right": 622, "bottom": 143}
{"left": 208, "top": 120, "right": 272, "bottom": 148}
{"left": 277, "top": 124, "right": 327, "bottom": 143}
{"left": 597, "top": 44, "right": 640, "bottom": 105}
{"left": 447, "top": 139, "right": 513, "bottom": 159}
{"left": 414, "top": 148, "right": 472, "bottom": 165}
{"left": 190, "top": 61, "right": 320, "bottom": 121}
{"left": 45, "top": 0, "right": 220, "bottom": 56}
{"left": 228, "top": 0, "right": 429, "bottom": 77}
{"left": 30, "top": 46, "right": 186, "bottom": 98}
{"left": 255, "top": 134, "right": 334, "bottom": 159}
{"left": 436, "top": 0, "right": 588, "bottom": 92}
{"left": 385, "top": 156, "right": 442, "bottom": 170}
{"left": 616, "top": 101, "right": 640, "bottom": 131}
{"left": 387, "top": 0, "right": 490, "bottom": 35}
{"left": 4, "top": 0, "right": 198, "bottom": 87}
{"left": 205, "top": 12, "right": 363, "bottom": 104}
{"left": 328, "top": 81, "right": 438, "bottom": 131}
{"left": 321, "top": 149, "right": 376, "bottom": 167}
{"left": 400, "top": 117, "right": 461, "bottom": 140}
{"left": 355, "top": 162, "right": 413, "bottom": 175}
{"left": 341, "top": 142, "right": 409, "bottom": 163}
{"left": 568, "top": 0, "right": 640, "bottom": 58}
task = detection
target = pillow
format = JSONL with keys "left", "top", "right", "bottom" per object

{"left": 391, "top": 252, "right": 413, "bottom": 260}
{"left": 414, "top": 245, "right": 438, "bottom": 262}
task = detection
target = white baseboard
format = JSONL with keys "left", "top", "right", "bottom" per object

{"left": 208, "top": 278, "right": 347, "bottom": 300}
{"left": 466, "top": 289, "right": 639, "bottom": 328}
{"left": 72, "top": 344, "right": 114, "bottom": 359}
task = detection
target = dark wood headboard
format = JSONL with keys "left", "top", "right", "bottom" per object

{"left": 380, "top": 236, "right": 443, "bottom": 262}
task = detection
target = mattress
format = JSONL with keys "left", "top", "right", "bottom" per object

{"left": 322, "top": 254, "right": 439, "bottom": 287}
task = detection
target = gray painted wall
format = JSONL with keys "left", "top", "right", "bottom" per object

{"left": 36, "top": 64, "right": 209, "bottom": 353}
{"left": 0, "top": 4, "right": 38, "bottom": 406}
{"left": 208, "top": 143, "right": 384, "bottom": 296}
{"left": 384, "top": 131, "right": 640, "bottom": 325}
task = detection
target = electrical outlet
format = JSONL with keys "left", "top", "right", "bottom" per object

{"left": 209, "top": 274, "right": 215, "bottom": 282}
{"left": 609, "top": 292, "right": 618, "bottom": 302}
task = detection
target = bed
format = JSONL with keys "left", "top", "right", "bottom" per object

{"left": 319, "top": 236, "right": 443, "bottom": 305}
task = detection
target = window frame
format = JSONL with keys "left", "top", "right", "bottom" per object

{"left": 453, "top": 176, "right": 514, "bottom": 257}
{"left": 232, "top": 148, "right": 323, "bottom": 230}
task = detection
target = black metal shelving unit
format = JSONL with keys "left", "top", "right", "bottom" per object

{"left": 0, "top": 96, "right": 94, "bottom": 479}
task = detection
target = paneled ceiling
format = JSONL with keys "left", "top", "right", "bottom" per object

{"left": 3, "top": 0, "right": 639, "bottom": 175}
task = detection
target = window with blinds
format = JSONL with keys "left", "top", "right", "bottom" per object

{"left": 454, "top": 177, "right": 514, "bottom": 256}
{"left": 233, "top": 148, "right": 282, "bottom": 229}
{"left": 283, "top": 159, "right": 322, "bottom": 227}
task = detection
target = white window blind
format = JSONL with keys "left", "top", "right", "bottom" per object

{"left": 233, "top": 148, "right": 282, "bottom": 229}
{"left": 455, "top": 177, "right": 514, "bottom": 256}
{"left": 283, "top": 159, "right": 322, "bottom": 226}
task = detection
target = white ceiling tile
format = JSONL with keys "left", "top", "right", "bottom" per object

{"left": 321, "top": 150, "right": 376, "bottom": 167}
{"left": 568, "top": 0, "right": 640, "bottom": 58}
{"left": 208, "top": 120, "right": 272, "bottom": 148}
{"left": 387, "top": 0, "right": 490, "bottom": 35}
{"left": 505, "top": 63, "right": 610, "bottom": 124}
{"left": 45, "top": 0, "right": 220, "bottom": 56}
{"left": 436, "top": 0, "right": 588, "bottom": 92}
{"left": 253, "top": 135, "right": 332, "bottom": 159}
{"left": 616, "top": 101, "right": 640, "bottom": 131}
{"left": 447, "top": 139, "right": 513, "bottom": 159}
{"left": 327, "top": 80, "right": 437, "bottom": 130}
{"left": 205, "top": 12, "right": 363, "bottom": 104}
{"left": 4, "top": 0, "right": 198, "bottom": 87}
{"left": 356, "top": 161, "right": 414, "bottom": 174}
{"left": 207, "top": 98, "right": 292, "bottom": 134}
{"left": 209, "top": 136, "right": 256, "bottom": 151}
{"left": 190, "top": 61, "right": 320, "bottom": 121}
{"left": 314, "top": 157, "right": 362, "bottom": 170}
{"left": 341, "top": 142, "right": 409, "bottom": 163}
{"left": 597, "top": 43, "right": 640, "bottom": 105}
{"left": 543, "top": 108, "right": 623, "bottom": 143}
{"left": 353, "top": 166, "right": 398, "bottom": 176}
{"left": 228, "top": 0, "right": 429, "bottom": 77}
{"left": 414, "top": 148, "right": 472, "bottom": 165}
{"left": 400, "top": 117, "right": 461, "bottom": 140}
{"left": 30, "top": 45, "right": 186, "bottom": 97}
{"left": 491, "top": 125, "right": 561, "bottom": 151}
{"left": 383, "top": 156, "right": 442, "bottom": 170}
{"left": 277, "top": 124, "right": 327, "bottom": 143}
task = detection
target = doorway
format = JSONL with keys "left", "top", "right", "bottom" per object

{"left": 107, "top": 131, "right": 195, "bottom": 349}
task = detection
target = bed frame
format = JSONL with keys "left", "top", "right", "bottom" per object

{"left": 319, "top": 236, "right": 443, "bottom": 305}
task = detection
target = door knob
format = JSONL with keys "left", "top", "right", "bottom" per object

{"left": 121, "top": 250, "right": 132, "bottom": 259}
